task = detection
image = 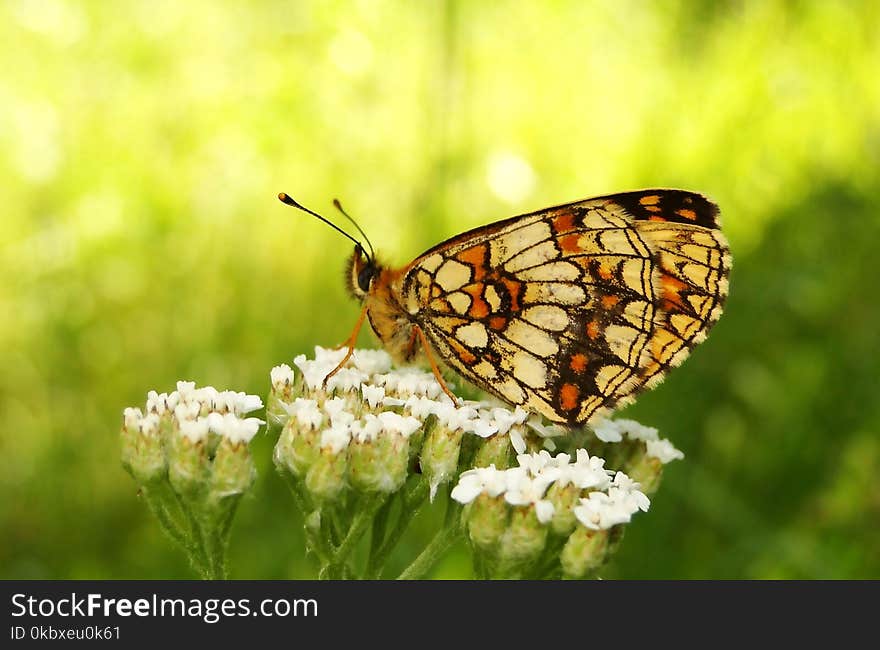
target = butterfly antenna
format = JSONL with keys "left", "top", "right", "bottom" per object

{"left": 333, "top": 198, "right": 375, "bottom": 261}
{"left": 278, "top": 193, "right": 371, "bottom": 262}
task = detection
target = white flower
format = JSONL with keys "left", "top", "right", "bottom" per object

{"left": 646, "top": 438, "right": 685, "bottom": 464}
{"left": 503, "top": 471, "right": 555, "bottom": 523}
{"left": 293, "top": 353, "right": 337, "bottom": 389}
{"left": 123, "top": 407, "right": 144, "bottom": 429}
{"left": 560, "top": 449, "right": 613, "bottom": 490}
{"left": 573, "top": 492, "right": 634, "bottom": 530}
{"left": 351, "top": 349, "right": 392, "bottom": 374}
{"left": 508, "top": 427, "right": 527, "bottom": 454}
{"left": 433, "top": 402, "right": 478, "bottom": 432}
{"left": 325, "top": 367, "right": 368, "bottom": 393}
{"left": 402, "top": 396, "right": 439, "bottom": 419}
{"left": 270, "top": 363, "right": 294, "bottom": 388}
{"left": 451, "top": 465, "right": 507, "bottom": 503}
{"left": 516, "top": 450, "right": 560, "bottom": 478}
{"left": 533, "top": 500, "right": 555, "bottom": 524}
{"left": 178, "top": 417, "right": 210, "bottom": 443}
{"left": 313, "top": 345, "right": 349, "bottom": 366}
{"left": 470, "top": 418, "right": 499, "bottom": 438}
{"left": 320, "top": 423, "right": 351, "bottom": 454}
{"left": 488, "top": 407, "right": 522, "bottom": 435}
{"left": 323, "top": 397, "right": 355, "bottom": 427}
{"left": 390, "top": 369, "right": 437, "bottom": 398}
{"left": 176, "top": 381, "right": 197, "bottom": 400}
{"left": 377, "top": 411, "right": 422, "bottom": 438}
{"left": 610, "top": 472, "right": 650, "bottom": 512}
{"left": 615, "top": 418, "right": 659, "bottom": 442}
{"left": 351, "top": 414, "right": 383, "bottom": 442}
{"left": 206, "top": 413, "right": 264, "bottom": 444}
{"left": 592, "top": 419, "right": 623, "bottom": 443}
{"left": 283, "top": 398, "right": 323, "bottom": 430}
{"left": 234, "top": 392, "right": 263, "bottom": 415}
{"left": 193, "top": 385, "right": 219, "bottom": 406}
{"left": 146, "top": 391, "right": 165, "bottom": 414}
{"left": 174, "top": 401, "right": 201, "bottom": 422}
{"left": 361, "top": 384, "right": 385, "bottom": 409}
{"left": 139, "top": 413, "right": 161, "bottom": 436}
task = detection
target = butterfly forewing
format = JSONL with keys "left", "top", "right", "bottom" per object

{"left": 398, "top": 189, "right": 730, "bottom": 425}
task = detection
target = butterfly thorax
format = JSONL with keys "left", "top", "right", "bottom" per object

{"left": 347, "top": 248, "right": 418, "bottom": 364}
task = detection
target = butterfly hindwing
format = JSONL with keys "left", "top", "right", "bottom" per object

{"left": 398, "top": 189, "right": 730, "bottom": 425}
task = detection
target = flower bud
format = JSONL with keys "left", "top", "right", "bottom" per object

{"left": 496, "top": 506, "right": 549, "bottom": 576}
{"left": 544, "top": 481, "right": 581, "bottom": 537}
{"left": 120, "top": 409, "right": 167, "bottom": 485}
{"left": 348, "top": 414, "right": 416, "bottom": 493}
{"left": 302, "top": 423, "right": 350, "bottom": 502}
{"left": 622, "top": 448, "right": 664, "bottom": 495}
{"left": 304, "top": 448, "right": 348, "bottom": 502}
{"left": 210, "top": 438, "right": 256, "bottom": 498}
{"left": 560, "top": 527, "right": 609, "bottom": 578}
{"left": 167, "top": 418, "right": 211, "bottom": 497}
{"left": 464, "top": 493, "right": 509, "bottom": 551}
{"left": 420, "top": 423, "right": 465, "bottom": 500}
{"left": 274, "top": 398, "right": 323, "bottom": 477}
{"left": 472, "top": 433, "right": 515, "bottom": 470}
{"left": 267, "top": 364, "right": 297, "bottom": 429}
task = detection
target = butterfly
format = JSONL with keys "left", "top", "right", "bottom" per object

{"left": 280, "top": 189, "right": 731, "bottom": 426}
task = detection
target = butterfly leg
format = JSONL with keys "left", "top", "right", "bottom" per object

{"left": 322, "top": 303, "right": 369, "bottom": 388}
{"left": 413, "top": 325, "right": 460, "bottom": 405}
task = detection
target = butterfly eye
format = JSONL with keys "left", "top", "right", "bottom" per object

{"left": 357, "top": 265, "right": 376, "bottom": 293}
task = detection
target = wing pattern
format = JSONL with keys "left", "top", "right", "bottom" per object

{"left": 398, "top": 189, "right": 731, "bottom": 425}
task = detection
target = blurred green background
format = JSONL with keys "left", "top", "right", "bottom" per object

{"left": 2, "top": 0, "right": 878, "bottom": 579}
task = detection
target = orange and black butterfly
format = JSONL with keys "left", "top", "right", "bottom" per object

{"left": 280, "top": 189, "right": 731, "bottom": 426}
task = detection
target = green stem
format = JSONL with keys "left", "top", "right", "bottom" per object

{"left": 367, "top": 478, "right": 429, "bottom": 578}
{"left": 280, "top": 472, "right": 335, "bottom": 570}
{"left": 331, "top": 494, "right": 386, "bottom": 569}
{"left": 366, "top": 495, "right": 395, "bottom": 576}
{"left": 143, "top": 486, "right": 208, "bottom": 577}
{"left": 397, "top": 521, "right": 462, "bottom": 580}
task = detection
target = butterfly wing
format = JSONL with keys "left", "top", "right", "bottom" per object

{"left": 398, "top": 189, "right": 731, "bottom": 425}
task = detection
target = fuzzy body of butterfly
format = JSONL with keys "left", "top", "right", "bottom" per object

{"left": 280, "top": 189, "right": 731, "bottom": 426}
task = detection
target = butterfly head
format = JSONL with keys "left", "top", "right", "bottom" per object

{"left": 347, "top": 245, "right": 381, "bottom": 300}
{"left": 277, "top": 192, "right": 379, "bottom": 301}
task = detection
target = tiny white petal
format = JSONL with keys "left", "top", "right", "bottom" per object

{"left": 270, "top": 363, "right": 295, "bottom": 387}
{"left": 615, "top": 418, "right": 659, "bottom": 442}
{"left": 361, "top": 384, "right": 385, "bottom": 409}
{"left": 351, "top": 349, "right": 393, "bottom": 374}
{"left": 509, "top": 427, "right": 526, "bottom": 454}
{"left": 139, "top": 413, "right": 161, "bottom": 436}
{"left": 233, "top": 393, "right": 263, "bottom": 415}
{"left": 123, "top": 407, "right": 144, "bottom": 429}
{"left": 320, "top": 424, "right": 351, "bottom": 454}
{"left": 534, "top": 500, "right": 555, "bottom": 524}
{"left": 377, "top": 411, "right": 422, "bottom": 438}
{"left": 592, "top": 419, "right": 623, "bottom": 443}
{"left": 176, "top": 381, "right": 196, "bottom": 399}
{"left": 471, "top": 418, "right": 499, "bottom": 438}
{"left": 646, "top": 438, "right": 685, "bottom": 464}
{"left": 178, "top": 417, "right": 209, "bottom": 443}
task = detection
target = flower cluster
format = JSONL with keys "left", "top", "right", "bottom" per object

{"left": 589, "top": 416, "right": 684, "bottom": 495}
{"left": 122, "top": 382, "right": 264, "bottom": 488}
{"left": 452, "top": 450, "right": 647, "bottom": 527}
{"left": 451, "top": 450, "right": 650, "bottom": 578}
{"left": 120, "top": 382, "right": 265, "bottom": 579}
{"left": 270, "top": 346, "right": 548, "bottom": 501}
{"left": 124, "top": 344, "right": 686, "bottom": 580}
